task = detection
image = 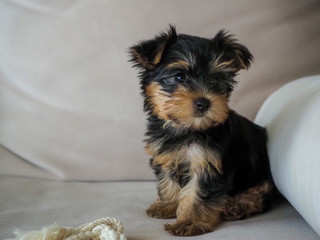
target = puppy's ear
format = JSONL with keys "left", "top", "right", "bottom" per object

{"left": 130, "top": 25, "right": 177, "bottom": 70}
{"left": 212, "top": 30, "right": 253, "bottom": 72}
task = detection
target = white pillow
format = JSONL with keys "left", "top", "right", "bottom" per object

{"left": 255, "top": 75, "right": 320, "bottom": 236}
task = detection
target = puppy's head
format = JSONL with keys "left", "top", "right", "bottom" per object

{"left": 130, "top": 26, "right": 253, "bottom": 131}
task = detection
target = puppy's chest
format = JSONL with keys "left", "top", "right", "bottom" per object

{"left": 148, "top": 140, "right": 222, "bottom": 183}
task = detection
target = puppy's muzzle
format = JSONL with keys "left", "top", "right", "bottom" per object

{"left": 194, "top": 97, "right": 211, "bottom": 113}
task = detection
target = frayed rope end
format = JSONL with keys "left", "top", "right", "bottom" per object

{"left": 7, "top": 218, "right": 126, "bottom": 240}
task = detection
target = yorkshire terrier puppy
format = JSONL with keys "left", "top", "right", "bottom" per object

{"left": 129, "top": 26, "right": 274, "bottom": 236}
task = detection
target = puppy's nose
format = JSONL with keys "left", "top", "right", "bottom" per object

{"left": 194, "top": 97, "right": 211, "bottom": 112}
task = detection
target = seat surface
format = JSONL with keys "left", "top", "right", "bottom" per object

{"left": 0, "top": 176, "right": 318, "bottom": 240}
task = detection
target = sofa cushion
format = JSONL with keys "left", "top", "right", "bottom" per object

{"left": 1, "top": 176, "right": 319, "bottom": 240}
{"left": 255, "top": 75, "right": 320, "bottom": 236}
{"left": 0, "top": 0, "right": 320, "bottom": 181}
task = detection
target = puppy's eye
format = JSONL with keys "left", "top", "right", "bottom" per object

{"left": 162, "top": 77, "right": 176, "bottom": 85}
{"left": 174, "top": 73, "right": 186, "bottom": 82}
{"left": 161, "top": 73, "right": 186, "bottom": 86}
{"left": 210, "top": 79, "right": 219, "bottom": 85}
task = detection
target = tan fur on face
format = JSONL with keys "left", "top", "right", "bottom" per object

{"left": 166, "top": 60, "right": 190, "bottom": 71}
{"left": 145, "top": 82, "right": 170, "bottom": 120}
{"left": 165, "top": 87, "right": 229, "bottom": 130}
{"left": 145, "top": 83, "right": 229, "bottom": 130}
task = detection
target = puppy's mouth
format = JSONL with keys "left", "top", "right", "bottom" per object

{"left": 168, "top": 111, "right": 207, "bottom": 123}
{"left": 165, "top": 98, "right": 229, "bottom": 131}
{"left": 194, "top": 112, "right": 206, "bottom": 118}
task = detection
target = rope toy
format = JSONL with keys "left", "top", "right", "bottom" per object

{"left": 9, "top": 217, "right": 127, "bottom": 240}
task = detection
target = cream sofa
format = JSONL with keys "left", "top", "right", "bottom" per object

{"left": 1, "top": 1, "right": 320, "bottom": 239}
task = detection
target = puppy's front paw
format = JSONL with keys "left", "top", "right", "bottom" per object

{"left": 164, "top": 221, "right": 211, "bottom": 236}
{"left": 146, "top": 201, "right": 177, "bottom": 219}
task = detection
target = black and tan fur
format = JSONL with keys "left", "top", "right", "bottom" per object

{"left": 129, "top": 26, "right": 274, "bottom": 236}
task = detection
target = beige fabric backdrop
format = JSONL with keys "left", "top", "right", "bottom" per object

{"left": 0, "top": 0, "right": 319, "bottom": 181}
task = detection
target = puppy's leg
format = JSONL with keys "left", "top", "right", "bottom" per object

{"left": 223, "top": 181, "right": 274, "bottom": 221}
{"left": 146, "top": 198, "right": 178, "bottom": 219}
{"left": 146, "top": 171, "right": 180, "bottom": 219}
{"left": 164, "top": 176, "right": 222, "bottom": 236}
